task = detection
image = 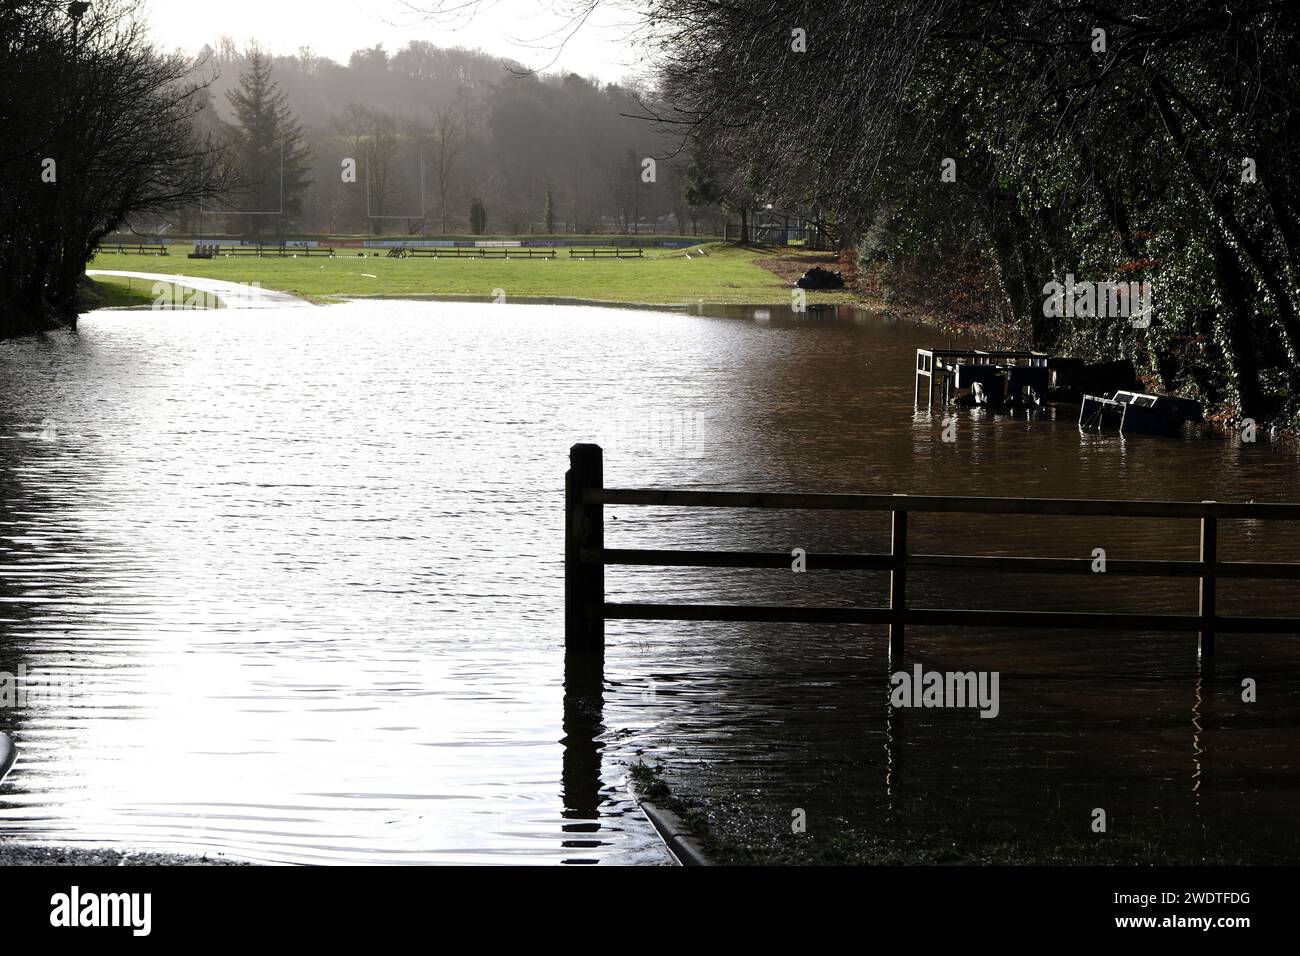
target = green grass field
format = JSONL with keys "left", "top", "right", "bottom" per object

{"left": 85, "top": 243, "right": 859, "bottom": 307}
{"left": 107, "top": 232, "right": 715, "bottom": 246}
{"left": 82, "top": 275, "right": 222, "bottom": 309}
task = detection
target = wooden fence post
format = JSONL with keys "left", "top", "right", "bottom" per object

{"left": 1199, "top": 502, "right": 1217, "bottom": 666}
{"left": 889, "top": 496, "right": 908, "bottom": 663}
{"left": 566, "top": 443, "right": 605, "bottom": 653}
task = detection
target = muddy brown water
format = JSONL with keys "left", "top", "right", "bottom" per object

{"left": 1, "top": 301, "right": 1298, "bottom": 863}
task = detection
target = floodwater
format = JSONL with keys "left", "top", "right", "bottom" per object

{"left": 1, "top": 300, "right": 1299, "bottom": 864}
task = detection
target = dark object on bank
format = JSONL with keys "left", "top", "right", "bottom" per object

{"left": 0, "top": 731, "right": 14, "bottom": 784}
{"left": 1079, "top": 390, "right": 1204, "bottom": 436}
{"left": 796, "top": 267, "right": 845, "bottom": 289}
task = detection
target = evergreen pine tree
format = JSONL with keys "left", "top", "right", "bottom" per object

{"left": 226, "top": 49, "right": 312, "bottom": 238}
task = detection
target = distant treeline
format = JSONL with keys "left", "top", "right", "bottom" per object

{"left": 175, "top": 38, "right": 717, "bottom": 239}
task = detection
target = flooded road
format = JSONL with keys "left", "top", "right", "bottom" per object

{"left": 1, "top": 301, "right": 1298, "bottom": 863}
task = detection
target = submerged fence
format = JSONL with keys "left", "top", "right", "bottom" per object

{"left": 564, "top": 443, "right": 1300, "bottom": 665}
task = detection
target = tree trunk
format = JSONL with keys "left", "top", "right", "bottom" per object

{"left": 1211, "top": 234, "right": 1264, "bottom": 416}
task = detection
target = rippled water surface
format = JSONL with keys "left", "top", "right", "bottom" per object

{"left": 2, "top": 300, "right": 1299, "bottom": 863}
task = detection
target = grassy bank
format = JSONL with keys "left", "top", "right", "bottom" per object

{"left": 85, "top": 243, "right": 861, "bottom": 308}
{"left": 81, "top": 275, "right": 222, "bottom": 310}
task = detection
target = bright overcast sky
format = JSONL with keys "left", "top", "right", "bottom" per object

{"left": 144, "top": 0, "right": 647, "bottom": 83}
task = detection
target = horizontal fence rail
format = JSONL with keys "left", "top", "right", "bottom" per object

{"left": 585, "top": 548, "right": 1300, "bottom": 579}
{"left": 564, "top": 444, "right": 1300, "bottom": 664}
{"left": 587, "top": 488, "right": 1300, "bottom": 521}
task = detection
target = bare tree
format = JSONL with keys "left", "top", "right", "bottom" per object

{"left": 0, "top": 0, "right": 233, "bottom": 337}
{"left": 366, "top": 110, "right": 404, "bottom": 230}
{"left": 400, "top": 1, "right": 608, "bottom": 75}
{"left": 427, "top": 110, "right": 464, "bottom": 234}
{"left": 331, "top": 104, "right": 405, "bottom": 233}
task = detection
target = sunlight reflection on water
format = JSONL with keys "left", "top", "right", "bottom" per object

{"left": 1, "top": 300, "right": 1298, "bottom": 863}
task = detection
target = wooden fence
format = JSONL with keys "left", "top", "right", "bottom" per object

{"left": 565, "top": 443, "right": 1300, "bottom": 665}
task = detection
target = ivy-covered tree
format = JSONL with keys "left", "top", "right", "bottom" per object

{"left": 651, "top": 0, "right": 1300, "bottom": 421}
